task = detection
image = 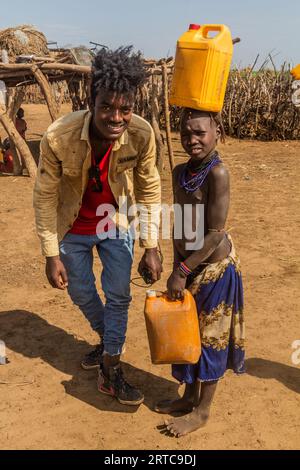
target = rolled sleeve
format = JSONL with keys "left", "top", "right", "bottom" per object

{"left": 33, "top": 134, "right": 62, "bottom": 257}
{"left": 133, "top": 128, "right": 161, "bottom": 248}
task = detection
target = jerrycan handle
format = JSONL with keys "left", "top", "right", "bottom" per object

{"left": 162, "top": 289, "right": 188, "bottom": 303}
{"left": 202, "top": 24, "right": 224, "bottom": 39}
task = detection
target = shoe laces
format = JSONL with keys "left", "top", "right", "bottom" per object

{"left": 112, "top": 365, "right": 133, "bottom": 393}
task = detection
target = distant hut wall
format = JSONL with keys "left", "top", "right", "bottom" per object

{"left": 23, "top": 82, "right": 70, "bottom": 105}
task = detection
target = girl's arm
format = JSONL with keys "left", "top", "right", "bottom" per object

{"left": 171, "top": 164, "right": 184, "bottom": 269}
{"left": 183, "top": 163, "right": 230, "bottom": 270}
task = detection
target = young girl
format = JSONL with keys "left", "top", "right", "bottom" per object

{"left": 156, "top": 108, "right": 245, "bottom": 437}
{"left": 0, "top": 138, "right": 14, "bottom": 174}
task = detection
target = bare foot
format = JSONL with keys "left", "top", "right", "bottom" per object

{"left": 164, "top": 408, "right": 209, "bottom": 437}
{"left": 154, "top": 397, "right": 194, "bottom": 414}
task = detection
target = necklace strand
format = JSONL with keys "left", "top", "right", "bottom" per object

{"left": 179, "top": 152, "right": 222, "bottom": 193}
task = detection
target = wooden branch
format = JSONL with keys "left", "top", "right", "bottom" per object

{"left": 161, "top": 62, "right": 175, "bottom": 172}
{"left": 1, "top": 91, "right": 22, "bottom": 174}
{"left": 151, "top": 75, "right": 164, "bottom": 173}
{"left": 0, "top": 71, "right": 33, "bottom": 82}
{"left": 0, "top": 62, "right": 91, "bottom": 74}
{"left": 31, "top": 65, "right": 58, "bottom": 122}
{"left": 0, "top": 106, "right": 37, "bottom": 178}
{"left": 8, "top": 88, "right": 25, "bottom": 121}
{"left": 40, "top": 63, "right": 91, "bottom": 74}
{"left": 10, "top": 142, "right": 23, "bottom": 175}
{"left": 1, "top": 73, "right": 80, "bottom": 88}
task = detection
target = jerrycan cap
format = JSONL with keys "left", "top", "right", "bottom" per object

{"left": 146, "top": 290, "right": 157, "bottom": 298}
{"left": 189, "top": 24, "right": 201, "bottom": 31}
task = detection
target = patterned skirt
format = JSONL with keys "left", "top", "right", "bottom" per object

{"left": 172, "top": 235, "right": 245, "bottom": 384}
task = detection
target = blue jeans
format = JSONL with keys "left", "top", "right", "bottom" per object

{"left": 59, "top": 231, "right": 134, "bottom": 356}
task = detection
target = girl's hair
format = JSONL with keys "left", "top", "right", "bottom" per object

{"left": 180, "top": 108, "right": 226, "bottom": 143}
{"left": 91, "top": 46, "right": 147, "bottom": 103}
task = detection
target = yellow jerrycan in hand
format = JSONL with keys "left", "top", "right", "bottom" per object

{"left": 169, "top": 23, "right": 233, "bottom": 112}
{"left": 144, "top": 289, "right": 201, "bottom": 365}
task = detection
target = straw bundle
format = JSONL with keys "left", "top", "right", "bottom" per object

{"left": 222, "top": 67, "right": 300, "bottom": 140}
{"left": 0, "top": 25, "right": 49, "bottom": 61}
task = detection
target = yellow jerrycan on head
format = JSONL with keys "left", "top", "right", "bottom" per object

{"left": 144, "top": 289, "right": 201, "bottom": 365}
{"left": 169, "top": 23, "right": 233, "bottom": 112}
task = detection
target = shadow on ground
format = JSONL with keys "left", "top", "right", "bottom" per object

{"left": 0, "top": 310, "right": 179, "bottom": 414}
{"left": 246, "top": 357, "right": 300, "bottom": 394}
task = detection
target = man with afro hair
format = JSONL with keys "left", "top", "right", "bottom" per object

{"left": 34, "top": 46, "right": 162, "bottom": 406}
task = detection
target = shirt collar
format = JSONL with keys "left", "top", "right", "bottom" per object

{"left": 81, "top": 111, "right": 129, "bottom": 149}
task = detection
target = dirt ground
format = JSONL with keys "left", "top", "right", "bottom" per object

{"left": 0, "top": 104, "right": 299, "bottom": 450}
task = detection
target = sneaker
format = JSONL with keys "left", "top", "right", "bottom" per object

{"left": 97, "top": 364, "right": 144, "bottom": 406}
{"left": 81, "top": 343, "right": 104, "bottom": 370}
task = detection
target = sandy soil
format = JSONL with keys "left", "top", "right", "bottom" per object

{"left": 0, "top": 104, "right": 299, "bottom": 450}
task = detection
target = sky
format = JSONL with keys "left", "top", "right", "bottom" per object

{"left": 1, "top": 0, "right": 299, "bottom": 69}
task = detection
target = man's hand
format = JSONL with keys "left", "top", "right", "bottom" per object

{"left": 138, "top": 248, "right": 162, "bottom": 283}
{"left": 167, "top": 269, "right": 187, "bottom": 300}
{"left": 46, "top": 256, "right": 68, "bottom": 290}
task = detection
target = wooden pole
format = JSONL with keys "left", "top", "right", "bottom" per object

{"left": 151, "top": 75, "right": 164, "bottom": 173}
{"left": 0, "top": 62, "right": 91, "bottom": 74}
{"left": 161, "top": 62, "right": 175, "bottom": 172}
{"left": 31, "top": 65, "right": 58, "bottom": 122}
{"left": 0, "top": 106, "right": 37, "bottom": 178}
{"left": 10, "top": 88, "right": 27, "bottom": 175}
{"left": 2, "top": 90, "right": 22, "bottom": 175}
{"left": 8, "top": 87, "right": 25, "bottom": 121}
{"left": 0, "top": 61, "right": 173, "bottom": 74}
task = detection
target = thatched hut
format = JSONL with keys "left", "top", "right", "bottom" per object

{"left": 0, "top": 25, "right": 49, "bottom": 62}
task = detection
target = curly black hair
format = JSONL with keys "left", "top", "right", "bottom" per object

{"left": 91, "top": 45, "right": 147, "bottom": 103}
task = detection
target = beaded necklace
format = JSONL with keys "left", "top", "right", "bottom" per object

{"left": 179, "top": 151, "right": 222, "bottom": 193}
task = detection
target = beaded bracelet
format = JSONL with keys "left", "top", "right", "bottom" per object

{"left": 179, "top": 261, "right": 192, "bottom": 277}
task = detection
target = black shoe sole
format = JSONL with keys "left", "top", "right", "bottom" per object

{"left": 117, "top": 396, "right": 144, "bottom": 406}
{"left": 81, "top": 362, "right": 101, "bottom": 370}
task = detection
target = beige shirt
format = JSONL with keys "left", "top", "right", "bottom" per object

{"left": 33, "top": 110, "right": 161, "bottom": 257}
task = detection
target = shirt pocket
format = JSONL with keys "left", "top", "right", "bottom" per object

{"left": 115, "top": 158, "right": 138, "bottom": 174}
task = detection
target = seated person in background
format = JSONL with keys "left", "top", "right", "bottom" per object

{"left": 16, "top": 108, "right": 27, "bottom": 140}
{"left": 16, "top": 108, "right": 27, "bottom": 171}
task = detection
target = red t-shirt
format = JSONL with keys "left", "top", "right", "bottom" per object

{"left": 69, "top": 145, "right": 117, "bottom": 235}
